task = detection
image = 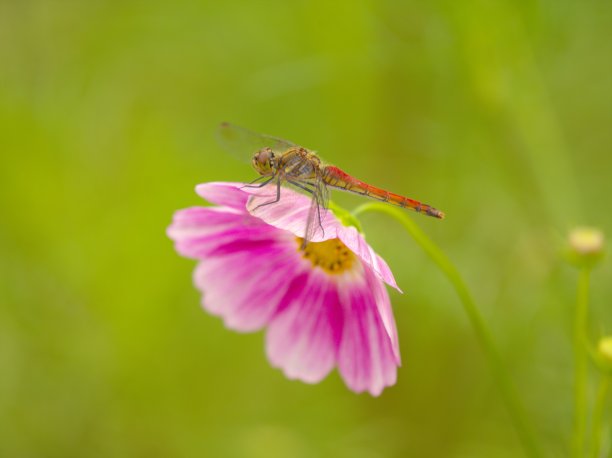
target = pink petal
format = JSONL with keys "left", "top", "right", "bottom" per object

{"left": 266, "top": 270, "right": 343, "bottom": 383}
{"left": 336, "top": 270, "right": 400, "bottom": 396}
{"left": 365, "top": 267, "right": 401, "bottom": 364}
{"left": 336, "top": 225, "right": 400, "bottom": 292}
{"left": 167, "top": 207, "right": 280, "bottom": 259}
{"left": 193, "top": 237, "right": 303, "bottom": 332}
{"left": 195, "top": 182, "right": 249, "bottom": 209}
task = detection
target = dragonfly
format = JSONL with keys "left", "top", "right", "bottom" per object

{"left": 217, "top": 122, "right": 445, "bottom": 243}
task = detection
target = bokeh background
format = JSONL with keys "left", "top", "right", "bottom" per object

{"left": 1, "top": 0, "right": 611, "bottom": 456}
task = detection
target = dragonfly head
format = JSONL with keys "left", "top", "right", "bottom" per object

{"left": 252, "top": 147, "right": 276, "bottom": 175}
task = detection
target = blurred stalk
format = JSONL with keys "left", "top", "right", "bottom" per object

{"left": 352, "top": 203, "right": 542, "bottom": 458}
{"left": 573, "top": 268, "right": 590, "bottom": 458}
{"left": 567, "top": 227, "right": 604, "bottom": 457}
{"left": 590, "top": 375, "right": 610, "bottom": 458}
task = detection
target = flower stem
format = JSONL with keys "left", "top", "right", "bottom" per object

{"left": 352, "top": 203, "right": 542, "bottom": 458}
{"left": 590, "top": 374, "right": 610, "bottom": 458}
{"left": 573, "top": 267, "right": 591, "bottom": 458}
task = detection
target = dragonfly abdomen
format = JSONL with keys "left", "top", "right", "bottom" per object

{"left": 323, "top": 165, "right": 445, "bottom": 219}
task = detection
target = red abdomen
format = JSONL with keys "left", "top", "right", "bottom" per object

{"left": 322, "top": 165, "right": 444, "bottom": 219}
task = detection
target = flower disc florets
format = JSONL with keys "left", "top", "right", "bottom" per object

{"left": 298, "top": 237, "right": 356, "bottom": 274}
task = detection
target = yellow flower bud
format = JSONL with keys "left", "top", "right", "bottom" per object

{"left": 598, "top": 337, "right": 612, "bottom": 365}
{"left": 567, "top": 227, "right": 604, "bottom": 268}
{"left": 570, "top": 228, "right": 604, "bottom": 254}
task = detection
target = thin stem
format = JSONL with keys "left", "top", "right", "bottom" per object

{"left": 590, "top": 375, "right": 610, "bottom": 458}
{"left": 352, "top": 203, "right": 542, "bottom": 458}
{"left": 573, "top": 267, "right": 591, "bottom": 458}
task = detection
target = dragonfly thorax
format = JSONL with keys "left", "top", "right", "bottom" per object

{"left": 252, "top": 147, "right": 276, "bottom": 175}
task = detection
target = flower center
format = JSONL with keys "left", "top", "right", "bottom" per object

{"left": 296, "top": 237, "right": 356, "bottom": 274}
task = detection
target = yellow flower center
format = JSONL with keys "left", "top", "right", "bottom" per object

{"left": 296, "top": 237, "right": 356, "bottom": 274}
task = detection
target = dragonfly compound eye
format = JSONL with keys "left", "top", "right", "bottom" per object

{"left": 252, "top": 147, "right": 275, "bottom": 175}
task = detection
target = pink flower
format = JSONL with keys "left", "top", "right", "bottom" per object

{"left": 167, "top": 182, "right": 401, "bottom": 396}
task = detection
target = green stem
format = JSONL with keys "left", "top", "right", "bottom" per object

{"left": 590, "top": 375, "right": 610, "bottom": 458}
{"left": 573, "top": 268, "right": 591, "bottom": 458}
{"left": 352, "top": 203, "right": 542, "bottom": 458}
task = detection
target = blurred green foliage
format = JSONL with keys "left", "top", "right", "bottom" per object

{"left": 1, "top": 0, "right": 611, "bottom": 456}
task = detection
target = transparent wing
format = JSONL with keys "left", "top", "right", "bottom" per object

{"left": 216, "top": 122, "right": 297, "bottom": 162}
{"left": 302, "top": 175, "right": 331, "bottom": 245}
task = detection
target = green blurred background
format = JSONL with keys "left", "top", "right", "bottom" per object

{"left": 1, "top": 0, "right": 611, "bottom": 456}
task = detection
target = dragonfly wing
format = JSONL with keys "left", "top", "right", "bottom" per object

{"left": 217, "top": 122, "right": 297, "bottom": 162}
{"left": 302, "top": 176, "right": 331, "bottom": 244}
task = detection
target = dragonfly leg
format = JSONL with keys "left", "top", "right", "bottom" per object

{"left": 286, "top": 179, "right": 315, "bottom": 195}
{"left": 252, "top": 177, "right": 282, "bottom": 210}
{"left": 240, "top": 175, "right": 274, "bottom": 189}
